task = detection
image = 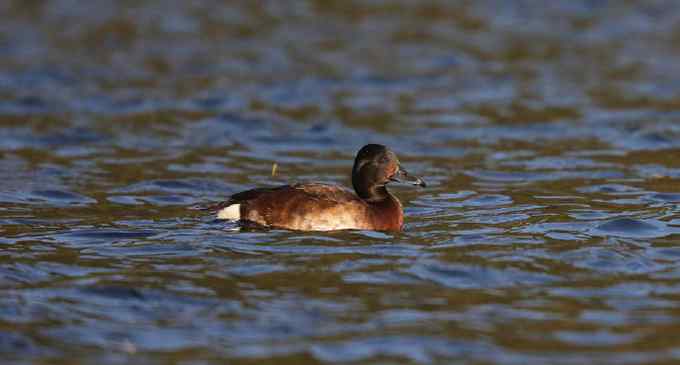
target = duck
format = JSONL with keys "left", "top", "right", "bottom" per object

{"left": 216, "top": 144, "right": 426, "bottom": 231}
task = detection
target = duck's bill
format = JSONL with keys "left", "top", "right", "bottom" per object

{"left": 390, "top": 167, "right": 426, "bottom": 187}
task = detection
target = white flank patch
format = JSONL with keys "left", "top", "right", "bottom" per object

{"left": 217, "top": 204, "right": 240, "bottom": 220}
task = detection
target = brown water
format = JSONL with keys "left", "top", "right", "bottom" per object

{"left": 2, "top": 1, "right": 680, "bottom": 364}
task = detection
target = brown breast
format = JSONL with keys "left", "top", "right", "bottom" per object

{"left": 233, "top": 183, "right": 403, "bottom": 231}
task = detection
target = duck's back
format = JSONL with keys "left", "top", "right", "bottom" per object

{"left": 218, "top": 183, "right": 400, "bottom": 231}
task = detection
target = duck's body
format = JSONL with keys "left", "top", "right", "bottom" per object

{"left": 217, "top": 183, "right": 403, "bottom": 231}
{"left": 216, "top": 144, "right": 425, "bottom": 232}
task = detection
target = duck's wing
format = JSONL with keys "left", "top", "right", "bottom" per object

{"left": 290, "top": 183, "right": 361, "bottom": 203}
{"left": 211, "top": 185, "right": 291, "bottom": 219}
{"left": 228, "top": 185, "right": 292, "bottom": 205}
{"left": 227, "top": 183, "right": 358, "bottom": 205}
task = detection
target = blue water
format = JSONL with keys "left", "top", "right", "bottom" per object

{"left": 2, "top": 1, "right": 680, "bottom": 364}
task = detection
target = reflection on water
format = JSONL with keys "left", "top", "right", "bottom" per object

{"left": 2, "top": 0, "right": 680, "bottom": 364}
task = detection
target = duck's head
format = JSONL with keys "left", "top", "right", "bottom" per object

{"left": 352, "top": 144, "right": 426, "bottom": 201}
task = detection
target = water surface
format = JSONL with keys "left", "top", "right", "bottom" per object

{"left": 2, "top": 1, "right": 680, "bottom": 364}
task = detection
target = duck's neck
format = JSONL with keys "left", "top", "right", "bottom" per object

{"left": 366, "top": 189, "right": 403, "bottom": 231}
{"left": 357, "top": 184, "right": 389, "bottom": 202}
